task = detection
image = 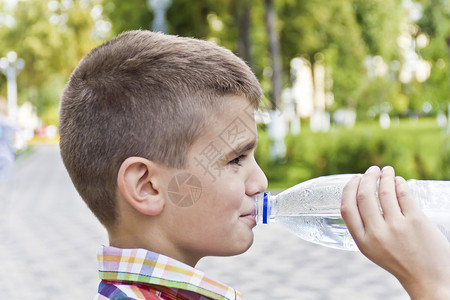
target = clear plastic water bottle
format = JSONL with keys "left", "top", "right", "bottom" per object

{"left": 255, "top": 174, "right": 450, "bottom": 251}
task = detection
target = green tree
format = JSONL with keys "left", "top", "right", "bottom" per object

{"left": 103, "top": 0, "right": 229, "bottom": 39}
{"left": 103, "top": 0, "right": 153, "bottom": 34}
{"left": 353, "top": 0, "right": 404, "bottom": 61}
{"left": 417, "top": 0, "right": 450, "bottom": 112}
{"left": 279, "top": 0, "right": 367, "bottom": 107}
{"left": 0, "top": 0, "right": 104, "bottom": 124}
{"left": 2, "top": 0, "right": 446, "bottom": 125}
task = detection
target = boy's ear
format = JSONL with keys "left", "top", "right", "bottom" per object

{"left": 117, "top": 157, "right": 165, "bottom": 216}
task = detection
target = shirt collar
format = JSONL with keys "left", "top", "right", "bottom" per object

{"left": 97, "top": 245, "right": 241, "bottom": 300}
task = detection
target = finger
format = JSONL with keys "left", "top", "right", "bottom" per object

{"left": 378, "top": 166, "right": 403, "bottom": 219}
{"left": 341, "top": 175, "right": 365, "bottom": 238}
{"left": 395, "top": 176, "right": 420, "bottom": 216}
{"left": 357, "top": 166, "right": 384, "bottom": 227}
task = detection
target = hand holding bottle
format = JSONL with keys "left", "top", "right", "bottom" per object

{"left": 341, "top": 166, "right": 450, "bottom": 300}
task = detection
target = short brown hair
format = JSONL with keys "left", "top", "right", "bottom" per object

{"left": 59, "top": 30, "right": 262, "bottom": 228}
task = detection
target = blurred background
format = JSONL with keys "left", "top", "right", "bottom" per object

{"left": 0, "top": 0, "right": 449, "bottom": 187}
{"left": 1, "top": 0, "right": 450, "bottom": 187}
{"left": 0, "top": 1, "right": 449, "bottom": 299}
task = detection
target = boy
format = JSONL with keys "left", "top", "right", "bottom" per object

{"left": 59, "top": 30, "right": 449, "bottom": 299}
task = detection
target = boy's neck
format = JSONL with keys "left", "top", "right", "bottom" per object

{"left": 108, "top": 227, "right": 202, "bottom": 267}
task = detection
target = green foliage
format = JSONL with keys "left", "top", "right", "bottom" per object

{"left": 167, "top": 0, "right": 218, "bottom": 38}
{"left": 356, "top": 76, "right": 403, "bottom": 116}
{"left": 0, "top": 0, "right": 102, "bottom": 124}
{"left": 416, "top": 0, "right": 450, "bottom": 108}
{"left": 279, "top": 0, "right": 368, "bottom": 105}
{"left": 0, "top": 1, "right": 99, "bottom": 85}
{"left": 103, "top": 0, "right": 153, "bottom": 33}
{"left": 257, "top": 118, "right": 449, "bottom": 189}
{"left": 352, "top": 0, "right": 404, "bottom": 60}
{"left": 0, "top": 0, "right": 449, "bottom": 127}
{"left": 103, "top": 0, "right": 231, "bottom": 39}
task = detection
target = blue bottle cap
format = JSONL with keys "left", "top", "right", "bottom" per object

{"left": 262, "top": 192, "right": 268, "bottom": 224}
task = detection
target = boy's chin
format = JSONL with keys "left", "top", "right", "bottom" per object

{"left": 218, "top": 237, "right": 254, "bottom": 257}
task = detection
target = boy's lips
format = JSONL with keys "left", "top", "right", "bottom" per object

{"left": 240, "top": 209, "right": 257, "bottom": 226}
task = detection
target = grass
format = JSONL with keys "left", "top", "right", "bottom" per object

{"left": 256, "top": 117, "right": 448, "bottom": 190}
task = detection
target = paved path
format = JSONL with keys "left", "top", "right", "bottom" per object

{"left": 0, "top": 145, "right": 409, "bottom": 300}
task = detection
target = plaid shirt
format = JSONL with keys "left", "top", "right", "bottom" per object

{"left": 94, "top": 246, "right": 242, "bottom": 300}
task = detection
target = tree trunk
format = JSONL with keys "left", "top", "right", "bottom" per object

{"left": 231, "top": 0, "right": 252, "bottom": 66}
{"left": 264, "top": 0, "right": 282, "bottom": 110}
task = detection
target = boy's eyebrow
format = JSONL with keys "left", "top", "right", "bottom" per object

{"left": 228, "top": 137, "right": 257, "bottom": 156}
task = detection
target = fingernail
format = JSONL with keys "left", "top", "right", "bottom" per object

{"left": 382, "top": 166, "right": 394, "bottom": 173}
{"left": 368, "top": 166, "right": 380, "bottom": 172}
{"left": 395, "top": 176, "right": 406, "bottom": 183}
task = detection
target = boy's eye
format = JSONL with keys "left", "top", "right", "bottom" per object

{"left": 229, "top": 155, "right": 246, "bottom": 166}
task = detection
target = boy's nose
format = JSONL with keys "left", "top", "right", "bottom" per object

{"left": 246, "top": 158, "right": 268, "bottom": 196}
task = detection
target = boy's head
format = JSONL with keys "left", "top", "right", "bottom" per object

{"left": 59, "top": 30, "right": 263, "bottom": 230}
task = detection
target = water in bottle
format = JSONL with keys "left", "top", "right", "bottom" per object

{"left": 255, "top": 174, "right": 450, "bottom": 251}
